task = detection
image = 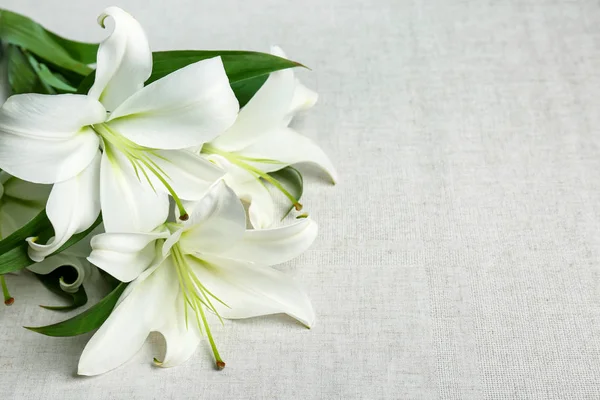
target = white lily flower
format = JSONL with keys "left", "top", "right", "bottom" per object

{"left": 79, "top": 181, "right": 317, "bottom": 375}
{"left": 200, "top": 47, "right": 337, "bottom": 229}
{"left": 0, "top": 7, "right": 238, "bottom": 262}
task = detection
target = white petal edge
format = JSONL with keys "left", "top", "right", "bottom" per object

{"left": 106, "top": 57, "right": 239, "bottom": 149}
{"left": 239, "top": 127, "right": 338, "bottom": 183}
{"left": 0, "top": 94, "right": 104, "bottom": 183}
{"left": 179, "top": 181, "right": 246, "bottom": 255}
{"left": 145, "top": 149, "right": 225, "bottom": 200}
{"left": 100, "top": 143, "right": 169, "bottom": 233}
{"left": 284, "top": 78, "right": 318, "bottom": 125}
{"left": 204, "top": 155, "right": 274, "bottom": 228}
{"left": 87, "top": 230, "right": 168, "bottom": 282}
{"left": 190, "top": 254, "right": 315, "bottom": 328}
{"left": 208, "top": 57, "right": 296, "bottom": 152}
{"left": 88, "top": 6, "right": 152, "bottom": 111}
{"left": 223, "top": 170, "right": 275, "bottom": 229}
{"left": 219, "top": 218, "right": 318, "bottom": 266}
{"left": 78, "top": 257, "right": 178, "bottom": 376}
{"left": 27, "top": 152, "right": 102, "bottom": 262}
{"left": 153, "top": 289, "right": 202, "bottom": 368}
{"left": 268, "top": 46, "right": 318, "bottom": 123}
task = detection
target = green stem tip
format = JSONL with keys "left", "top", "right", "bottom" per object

{"left": 1, "top": 275, "right": 14, "bottom": 306}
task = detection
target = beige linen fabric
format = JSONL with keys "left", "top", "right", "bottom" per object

{"left": 1, "top": 0, "right": 600, "bottom": 398}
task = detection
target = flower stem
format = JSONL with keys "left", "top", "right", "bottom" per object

{"left": 1, "top": 275, "right": 14, "bottom": 306}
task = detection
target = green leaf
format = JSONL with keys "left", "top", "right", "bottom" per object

{"left": 0, "top": 9, "right": 95, "bottom": 76}
{"left": 25, "top": 282, "right": 127, "bottom": 337}
{"left": 232, "top": 75, "right": 268, "bottom": 108}
{"left": 77, "top": 50, "right": 300, "bottom": 105}
{"left": 53, "top": 215, "right": 102, "bottom": 255}
{"left": 0, "top": 244, "right": 36, "bottom": 274}
{"left": 268, "top": 166, "right": 304, "bottom": 218}
{"left": 0, "top": 211, "right": 102, "bottom": 274}
{"left": 35, "top": 266, "right": 88, "bottom": 311}
{"left": 26, "top": 53, "right": 77, "bottom": 92}
{"left": 149, "top": 50, "right": 302, "bottom": 84}
{"left": 0, "top": 209, "right": 50, "bottom": 255}
{"left": 44, "top": 30, "right": 98, "bottom": 65}
{"left": 6, "top": 45, "right": 44, "bottom": 94}
{"left": 75, "top": 70, "right": 95, "bottom": 94}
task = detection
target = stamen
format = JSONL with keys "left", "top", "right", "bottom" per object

{"left": 138, "top": 158, "right": 189, "bottom": 219}
{"left": 1, "top": 275, "right": 14, "bottom": 306}
{"left": 202, "top": 145, "right": 302, "bottom": 211}
{"left": 171, "top": 245, "right": 227, "bottom": 369}
{"left": 93, "top": 123, "right": 190, "bottom": 218}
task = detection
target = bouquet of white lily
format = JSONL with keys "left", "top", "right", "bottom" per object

{"left": 0, "top": 6, "right": 335, "bottom": 375}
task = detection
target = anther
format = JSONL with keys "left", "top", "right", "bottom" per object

{"left": 216, "top": 360, "right": 226, "bottom": 370}
{"left": 179, "top": 213, "right": 189, "bottom": 221}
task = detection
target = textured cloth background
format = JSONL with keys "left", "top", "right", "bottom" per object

{"left": 1, "top": 0, "right": 600, "bottom": 398}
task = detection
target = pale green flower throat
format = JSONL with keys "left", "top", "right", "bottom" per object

{"left": 91, "top": 123, "right": 189, "bottom": 220}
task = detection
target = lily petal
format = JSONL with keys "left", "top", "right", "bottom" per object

{"left": 100, "top": 143, "right": 169, "bottom": 233}
{"left": 0, "top": 94, "right": 104, "bottom": 183}
{"left": 199, "top": 154, "right": 274, "bottom": 228}
{"left": 146, "top": 149, "right": 225, "bottom": 200}
{"left": 190, "top": 254, "right": 315, "bottom": 327}
{"left": 88, "top": 7, "right": 152, "bottom": 111}
{"left": 235, "top": 178, "right": 275, "bottom": 229}
{"left": 27, "top": 254, "right": 89, "bottom": 293}
{"left": 78, "top": 256, "right": 179, "bottom": 376}
{"left": 179, "top": 181, "right": 246, "bottom": 255}
{"left": 87, "top": 230, "right": 168, "bottom": 282}
{"left": 284, "top": 78, "right": 318, "bottom": 125}
{"left": 268, "top": 46, "right": 318, "bottom": 123}
{"left": 106, "top": 57, "right": 238, "bottom": 149}
{"left": 153, "top": 290, "right": 202, "bottom": 368}
{"left": 220, "top": 218, "right": 318, "bottom": 266}
{"left": 239, "top": 127, "right": 338, "bottom": 183}
{"left": 27, "top": 152, "right": 102, "bottom": 262}
{"left": 208, "top": 59, "right": 295, "bottom": 152}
